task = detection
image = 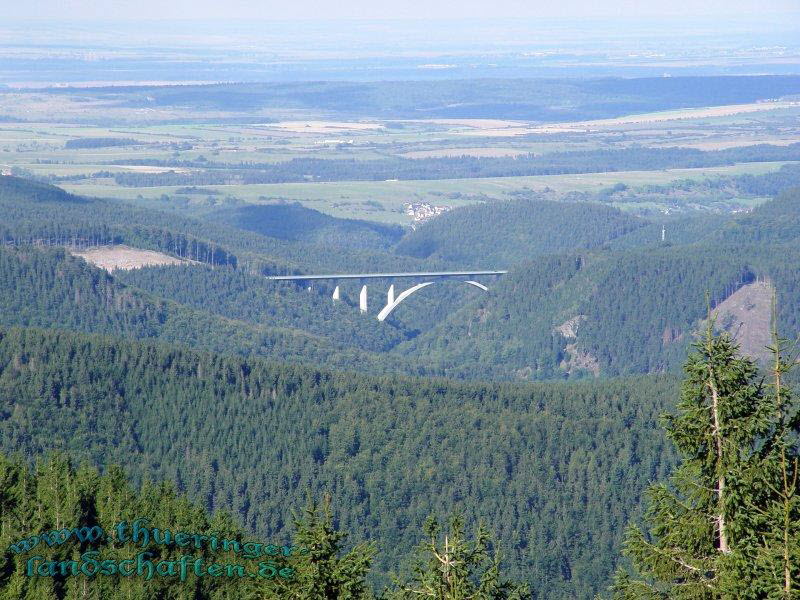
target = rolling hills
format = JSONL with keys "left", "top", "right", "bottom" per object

{"left": 0, "top": 325, "right": 679, "bottom": 598}
{"left": 2, "top": 173, "right": 800, "bottom": 598}
{"left": 5, "top": 176, "right": 800, "bottom": 382}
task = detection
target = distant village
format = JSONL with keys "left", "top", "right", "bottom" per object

{"left": 404, "top": 202, "right": 451, "bottom": 227}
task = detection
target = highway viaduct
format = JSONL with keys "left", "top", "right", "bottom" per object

{"left": 265, "top": 270, "right": 507, "bottom": 321}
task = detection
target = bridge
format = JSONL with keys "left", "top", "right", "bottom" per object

{"left": 265, "top": 270, "right": 507, "bottom": 321}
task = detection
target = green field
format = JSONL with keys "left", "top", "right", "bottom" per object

{"left": 59, "top": 161, "right": 795, "bottom": 224}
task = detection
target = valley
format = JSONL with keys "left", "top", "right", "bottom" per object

{"left": 1, "top": 15, "right": 799, "bottom": 598}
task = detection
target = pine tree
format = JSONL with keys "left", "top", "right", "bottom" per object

{"left": 257, "top": 494, "right": 375, "bottom": 600}
{"left": 386, "top": 514, "right": 529, "bottom": 600}
{"left": 612, "top": 324, "right": 769, "bottom": 599}
{"left": 730, "top": 311, "right": 800, "bottom": 599}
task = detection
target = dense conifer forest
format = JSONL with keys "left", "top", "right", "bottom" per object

{"left": 0, "top": 326, "right": 678, "bottom": 598}
{"left": 3, "top": 170, "right": 800, "bottom": 597}
{"left": 7, "top": 175, "right": 800, "bottom": 382}
{"left": 395, "top": 199, "right": 646, "bottom": 266}
{"left": 2, "top": 326, "right": 798, "bottom": 597}
{"left": 2, "top": 2, "right": 800, "bottom": 593}
{"left": 0, "top": 176, "right": 431, "bottom": 275}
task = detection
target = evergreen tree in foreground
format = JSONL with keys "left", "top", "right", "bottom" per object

{"left": 386, "top": 515, "right": 529, "bottom": 600}
{"left": 0, "top": 453, "right": 255, "bottom": 600}
{"left": 612, "top": 319, "right": 800, "bottom": 599}
{"left": 258, "top": 494, "right": 376, "bottom": 600}
{"left": 732, "top": 316, "right": 800, "bottom": 599}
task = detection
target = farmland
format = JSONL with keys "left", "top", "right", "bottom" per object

{"left": 55, "top": 161, "right": 794, "bottom": 223}
{"left": 1, "top": 79, "right": 799, "bottom": 225}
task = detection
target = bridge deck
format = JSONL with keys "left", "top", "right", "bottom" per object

{"left": 265, "top": 270, "right": 508, "bottom": 281}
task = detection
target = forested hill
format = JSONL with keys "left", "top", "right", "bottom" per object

{"left": 6, "top": 176, "right": 800, "bottom": 382}
{"left": 0, "top": 325, "right": 679, "bottom": 598}
{"left": 395, "top": 199, "right": 647, "bottom": 266}
{"left": 0, "top": 245, "right": 417, "bottom": 375}
{"left": 397, "top": 187, "right": 800, "bottom": 379}
{"left": 704, "top": 187, "right": 800, "bottom": 246}
{"left": 403, "top": 241, "right": 800, "bottom": 380}
{"left": 395, "top": 183, "right": 800, "bottom": 268}
{"left": 211, "top": 203, "right": 405, "bottom": 250}
{"left": 113, "top": 263, "right": 421, "bottom": 354}
{"left": 0, "top": 176, "right": 431, "bottom": 275}
{"left": 0, "top": 174, "right": 90, "bottom": 204}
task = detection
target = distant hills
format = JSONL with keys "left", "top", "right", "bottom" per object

{"left": 4, "top": 175, "right": 800, "bottom": 381}
{"left": 3, "top": 173, "right": 800, "bottom": 597}
{"left": 0, "top": 175, "right": 430, "bottom": 274}
{"left": 212, "top": 202, "right": 404, "bottom": 250}
{"left": 403, "top": 188, "right": 800, "bottom": 379}
{"left": 48, "top": 75, "right": 800, "bottom": 121}
{"left": 396, "top": 198, "right": 646, "bottom": 266}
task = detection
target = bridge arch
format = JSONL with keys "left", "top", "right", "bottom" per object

{"left": 464, "top": 280, "right": 488, "bottom": 291}
{"left": 377, "top": 282, "right": 435, "bottom": 321}
{"left": 376, "top": 280, "right": 489, "bottom": 322}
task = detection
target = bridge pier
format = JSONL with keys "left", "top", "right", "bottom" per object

{"left": 265, "top": 270, "right": 507, "bottom": 321}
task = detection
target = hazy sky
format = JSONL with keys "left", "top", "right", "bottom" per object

{"left": 9, "top": 0, "right": 800, "bottom": 20}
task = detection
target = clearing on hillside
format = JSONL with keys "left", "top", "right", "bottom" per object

{"left": 71, "top": 245, "right": 189, "bottom": 271}
{"left": 711, "top": 279, "right": 774, "bottom": 362}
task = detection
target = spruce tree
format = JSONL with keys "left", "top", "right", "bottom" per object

{"left": 612, "top": 324, "right": 769, "bottom": 598}
{"left": 386, "top": 514, "right": 529, "bottom": 600}
{"left": 730, "top": 315, "right": 800, "bottom": 599}
{"left": 257, "top": 494, "right": 376, "bottom": 600}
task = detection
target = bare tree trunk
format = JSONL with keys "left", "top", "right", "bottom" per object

{"left": 708, "top": 367, "right": 730, "bottom": 554}
{"left": 782, "top": 451, "right": 793, "bottom": 596}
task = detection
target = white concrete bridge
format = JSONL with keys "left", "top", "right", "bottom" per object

{"left": 265, "top": 270, "right": 507, "bottom": 321}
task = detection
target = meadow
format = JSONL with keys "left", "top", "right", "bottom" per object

{"left": 50, "top": 161, "right": 788, "bottom": 223}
